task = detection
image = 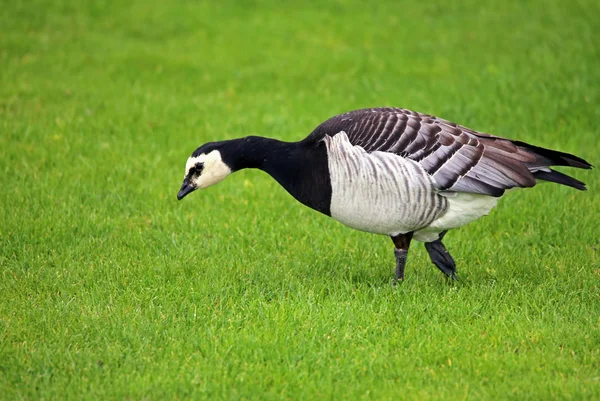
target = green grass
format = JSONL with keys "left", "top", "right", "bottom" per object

{"left": 1, "top": 0, "right": 599, "bottom": 399}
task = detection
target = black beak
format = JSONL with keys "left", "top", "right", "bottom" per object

{"left": 177, "top": 181, "right": 196, "bottom": 200}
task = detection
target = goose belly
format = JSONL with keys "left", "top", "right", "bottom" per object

{"left": 325, "top": 133, "right": 447, "bottom": 235}
{"left": 414, "top": 192, "right": 499, "bottom": 241}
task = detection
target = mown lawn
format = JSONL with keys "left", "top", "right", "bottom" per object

{"left": 1, "top": 0, "right": 599, "bottom": 399}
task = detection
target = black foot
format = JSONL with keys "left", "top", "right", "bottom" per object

{"left": 424, "top": 234, "right": 458, "bottom": 280}
{"left": 394, "top": 248, "right": 408, "bottom": 282}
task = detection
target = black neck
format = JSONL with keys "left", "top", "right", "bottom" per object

{"left": 221, "top": 136, "right": 332, "bottom": 216}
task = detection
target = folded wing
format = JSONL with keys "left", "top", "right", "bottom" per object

{"left": 306, "top": 108, "right": 591, "bottom": 197}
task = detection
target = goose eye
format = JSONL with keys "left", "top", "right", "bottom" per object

{"left": 192, "top": 163, "right": 204, "bottom": 176}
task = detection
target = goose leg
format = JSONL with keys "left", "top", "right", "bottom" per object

{"left": 391, "top": 232, "right": 413, "bottom": 282}
{"left": 424, "top": 231, "right": 458, "bottom": 280}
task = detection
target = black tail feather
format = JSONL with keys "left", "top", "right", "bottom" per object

{"left": 510, "top": 139, "right": 592, "bottom": 190}
{"left": 533, "top": 169, "right": 587, "bottom": 191}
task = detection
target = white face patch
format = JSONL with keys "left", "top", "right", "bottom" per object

{"left": 185, "top": 150, "right": 232, "bottom": 189}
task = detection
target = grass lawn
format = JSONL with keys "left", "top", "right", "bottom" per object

{"left": 1, "top": 0, "right": 599, "bottom": 399}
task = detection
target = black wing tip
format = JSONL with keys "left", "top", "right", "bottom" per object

{"left": 511, "top": 140, "right": 592, "bottom": 170}
{"left": 561, "top": 155, "right": 593, "bottom": 170}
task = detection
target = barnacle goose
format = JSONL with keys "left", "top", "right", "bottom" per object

{"left": 178, "top": 108, "right": 591, "bottom": 281}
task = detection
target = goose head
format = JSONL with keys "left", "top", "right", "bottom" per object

{"left": 177, "top": 142, "right": 233, "bottom": 200}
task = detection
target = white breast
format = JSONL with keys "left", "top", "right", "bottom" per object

{"left": 324, "top": 132, "right": 448, "bottom": 235}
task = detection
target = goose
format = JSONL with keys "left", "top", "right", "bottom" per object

{"left": 177, "top": 108, "right": 591, "bottom": 281}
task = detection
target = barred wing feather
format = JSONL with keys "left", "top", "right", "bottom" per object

{"left": 306, "top": 108, "right": 590, "bottom": 197}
